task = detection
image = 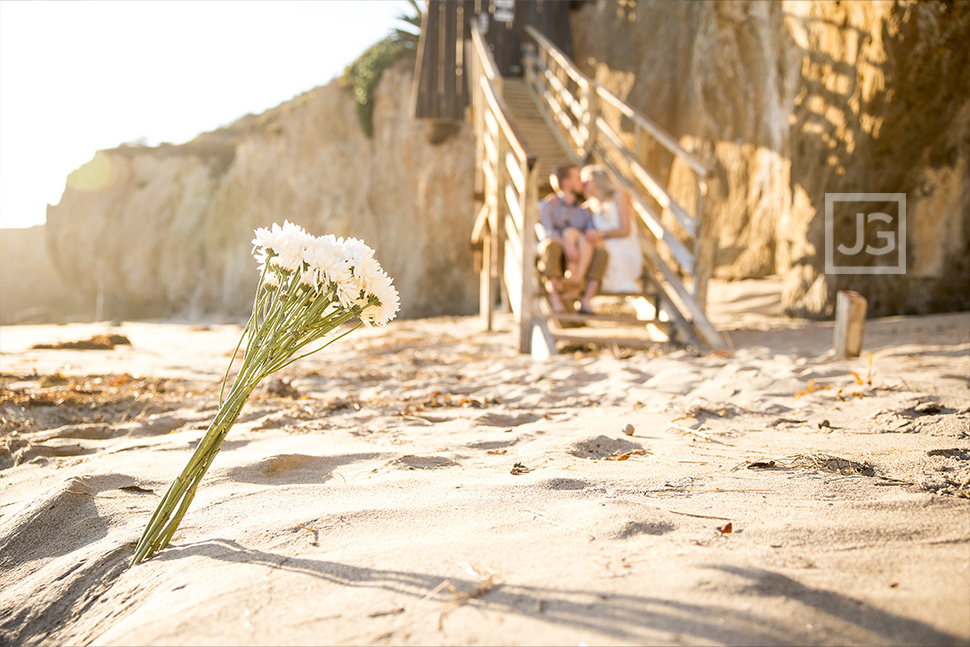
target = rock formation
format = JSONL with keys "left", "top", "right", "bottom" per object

{"left": 572, "top": 0, "right": 969, "bottom": 316}
{"left": 45, "top": 55, "right": 477, "bottom": 322}
{"left": 12, "top": 1, "right": 968, "bottom": 325}
{"left": 0, "top": 226, "right": 85, "bottom": 324}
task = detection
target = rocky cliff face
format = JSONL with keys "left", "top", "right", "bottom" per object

{"left": 572, "top": 0, "right": 969, "bottom": 316}
{"left": 45, "top": 56, "right": 478, "bottom": 321}
{"left": 31, "top": 2, "right": 970, "bottom": 324}
{"left": 0, "top": 227, "right": 84, "bottom": 324}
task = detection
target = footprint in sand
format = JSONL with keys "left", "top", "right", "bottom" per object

{"left": 392, "top": 455, "right": 459, "bottom": 470}
{"left": 475, "top": 412, "right": 542, "bottom": 427}
{"left": 613, "top": 520, "right": 677, "bottom": 538}
{"left": 542, "top": 477, "right": 590, "bottom": 490}
{"left": 569, "top": 435, "right": 645, "bottom": 460}
{"left": 223, "top": 453, "right": 381, "bottom": 484}
{"left": 0, "top": 474, "right": 150, "bottom": 563}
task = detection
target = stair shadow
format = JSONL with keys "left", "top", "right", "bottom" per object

{"left": 156, "top": 538, "right": 964, "bottom": 645}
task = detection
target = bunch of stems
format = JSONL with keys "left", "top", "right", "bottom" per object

{"left": 130, "top": 269, "right": 363, "bottom": 566}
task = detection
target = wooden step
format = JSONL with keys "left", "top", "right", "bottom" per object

{"left": 500, "top": 79, "right": 572, "bottom": 188}
{"left": 547, "top": 327, "right": 671, "bottom": 349}
{"left": 547, "top": 311, "right": 667, "bottom": 326}
{"left": 535, "top": 291, "right": 672, "bottom": 352}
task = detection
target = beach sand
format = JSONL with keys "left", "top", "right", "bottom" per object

{"left": 1, "top": 288, "right": 968, "bottom": 646}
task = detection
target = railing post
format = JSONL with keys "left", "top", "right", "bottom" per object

{"left": 518, "top": 161, "right": 539, "bottom": 354}
{"left": 480, "top": 225, "right": 495, "bottom": 331}
{"left": 469, "top": 38, "right": 484, "bottom": 201}
{"left": 493, "top": 116, "right": 509, "bottom": 319}
{"left": 692, "top": 177, "right": 716, "bottom": 308}
{"left": 584, "top": 82, "right": 600, "bottom": 163}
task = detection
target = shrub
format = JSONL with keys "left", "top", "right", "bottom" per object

{"left": 341, "top": 0, "right": 421, "bottom": 138}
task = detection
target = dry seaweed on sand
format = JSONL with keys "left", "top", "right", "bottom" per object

{"left": 737, "top": 453, "right": 876, "bottom": 476}
{"left": 671, "top": 403, "right": 748, "bottom": 423}
{"left": 0, "top": 374, "right": 202, "bottom": 437}
{"left": 794, "top": 379, "right": 832, "bottom": 398}
{"left": 795, "top": 353, "right": 887, "bottom": 401}
{"left": 30, "top": 334, "right": 131, "bottom": 351}
{"left": 666, "top": 420, "right": 731, "bottom": 445}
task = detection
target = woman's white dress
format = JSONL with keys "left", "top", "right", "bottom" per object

{"left": 592, "top": 198, "right": 643, "bottom": 293}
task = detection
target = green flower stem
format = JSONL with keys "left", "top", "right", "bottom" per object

{"left": 272, "top": 318, "right": 362, "bottom": 373}
{"left": 130, "top": 375, "right": 258, "bottom": 566}
{"left": 131, "top": 265, "right": 380, "bottom": 567}
{"left": 222, "top": 279, "right": 273, "bottom": 405}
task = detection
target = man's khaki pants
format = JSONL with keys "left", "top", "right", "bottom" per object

{"left": 537, "top": 238, "right": 608, "bottom": 283}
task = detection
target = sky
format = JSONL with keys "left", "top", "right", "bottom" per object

{"left": 0, "top": 0, "right": 416, "bottom": 229}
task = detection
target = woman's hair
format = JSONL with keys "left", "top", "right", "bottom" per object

{"left": 582, "top": 165, "right": 616, "bottom": 199}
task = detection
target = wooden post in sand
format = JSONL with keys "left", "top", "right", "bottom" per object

{"left": 833, "top": 290, "right": 867, "bottom": 358}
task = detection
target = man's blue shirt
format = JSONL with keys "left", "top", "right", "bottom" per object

{"left": 538, "top": 195, "right": 594, "bottom": 241}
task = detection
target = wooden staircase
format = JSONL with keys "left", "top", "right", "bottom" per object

{"left": 497, "top": 80, "right": 675, "bottom": 352}
{"left": 468, "top": 22, "right": 729, "bottom": 357}
{"left": 499, "top": 80, "right": 570, "bottom": 195}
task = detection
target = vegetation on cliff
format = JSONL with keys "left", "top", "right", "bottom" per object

{"left": 341, "top": 0, "right": 421, "bottom": 138}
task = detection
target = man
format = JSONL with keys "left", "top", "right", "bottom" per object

{"left": 537, "top": 163, "right": 608, "bottom": 314}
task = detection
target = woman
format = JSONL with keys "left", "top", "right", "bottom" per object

{"left": 581, "top": 165, "right": 643, "bottom": 294}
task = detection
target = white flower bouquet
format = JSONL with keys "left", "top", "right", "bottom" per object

{"left": 130, "top": 222, "right": 399, "bottom": 566}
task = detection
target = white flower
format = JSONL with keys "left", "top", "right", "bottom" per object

{"left": 269, "top": 221, "right": 313, "bottom": 273}
{"left": 251, "top": 225, "right": 280, "bottom": 271}
{"left": 355, "top": 256, "right": 384, "bottom": 291}
{"left": 251, "top": 221, "right": 313, "bottom": 274}
{"left": 262, "top": 271, "right": 280, "bottom": 289}
{"left": 299, "top": 267, "right": 320, "bottom": 290}
{"left": 360, "top": 270, "right": 400, "bottom": 326}
{"left": 335, "top": 275, "right": 365, "bottom": 310}
{"left": 252, "top": 222, "right": 398, "bottom": 322}
{"left": 252, "top": 223, "right": 281, "bottom": 255}
{"left": 340, "top": 237, "right": 375, "bottom": 269}
{"left": 304, "top": 235, "right": 349, "bottom": 289}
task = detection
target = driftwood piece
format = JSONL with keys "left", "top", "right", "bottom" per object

{"left": 833, "top": 290, "right": 868, "bottom": 358}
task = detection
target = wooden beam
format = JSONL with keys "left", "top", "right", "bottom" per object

{"left": 479, "top": 76, "right": 535, "bottom": 166}
{"left": 596, "top": 85, "right": 716, "bottom": 179}
{"left": 594, "top": 148, "right": 696, "bottom": 276}
{"left": 518, "top": 162, "right": 540, "bottom": 354}
{"left": 471, "top": 202, "right": 490, "bottom": 246}
{"left": 524, "top": 26, "right": 589, "bottom": 93}
{"left": 692, "top": 178, "right": 717, "bottom": 306}
{"left": 480, "top": 228, "right": 495, "bottom": 331}
{"left": 595, "top": 117, "right": 698, "bottom": 239}
{"left": 833, "top": 291, "right": 867, "bottom": 359}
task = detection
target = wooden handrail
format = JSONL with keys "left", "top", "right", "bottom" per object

{"left": 525, "top": 25, "right": 713, "bottom": 179}
{"left": 518, "top": 21, "right": 725, "bottom": 352}
{"left": 524, "top": 26, "right": 590, "bottom": 92}
{"left": 480, "top": 75, "right": 536, "bottom": 167}
{"left": 595, "top": 87, "right": 716, "bottom": 179}
{"left": 594, "top": 116, "right": 698, "bottom": 238}
{"left": 469, "top": 20, "right": 541, "bottom": 353}
{"left": 470, "top": 21, "right": 502, "bottom": 85}
{"left": 520, "top": 47, "right": 582, "bottom": 165}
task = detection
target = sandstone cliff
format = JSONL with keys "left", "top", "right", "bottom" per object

{"left": 25, "top": 1, "right": 970, "bottom": 325}
{"left": 0, "top": 226, "right": 84, "bottom": 324}
{"left": 572, "top": 0, "right": 969, "bottom": 316}
{"left": 45, "top": 55, "right": 477, "bottom": 321}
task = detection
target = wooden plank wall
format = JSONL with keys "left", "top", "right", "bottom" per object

{"left": 483, "top": 0, "right": 573, "bottom": 77}
{"left": 485, "top": 1, "right": 524, "bottom": 77}
{"left": 412, "top": 0, "right": 474, "bottom": 120}
{"left": 413, "top": 0, "right": 574, "bottom": 120}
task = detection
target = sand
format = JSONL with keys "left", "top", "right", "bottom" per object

{"left": 1, "top": 293, "right": 968, "bottom": 646}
